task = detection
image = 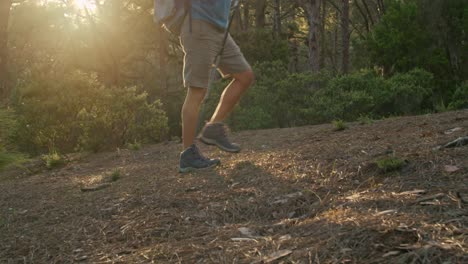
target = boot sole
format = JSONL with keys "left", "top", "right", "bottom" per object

{"left": 199, "top": 137, "right": 241, "bottom": 153}
{"left": 179, "top": 162, "right": 220, "bottom": 174}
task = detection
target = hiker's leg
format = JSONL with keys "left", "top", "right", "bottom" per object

{"left": 182, "top": 87, "right": 207, "bottom": 149}
{"left": 210, "top": 70, "right": 254, "bottom": 123}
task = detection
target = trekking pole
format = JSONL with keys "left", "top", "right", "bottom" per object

{"left": 196, "top": 1, "right": 240, "bottom": 133}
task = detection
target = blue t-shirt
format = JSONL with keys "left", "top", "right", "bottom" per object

{"left": 192, "top": 0, "right": 231, "bottom": 29}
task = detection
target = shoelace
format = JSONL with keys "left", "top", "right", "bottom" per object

{"left": 218, "top": 124, "right": 229, "bottom": 138}
{"left": 190, "top": 146, "right": 209, "bottom": 162}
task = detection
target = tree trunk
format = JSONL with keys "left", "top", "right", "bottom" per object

{"left": 159, "top": 27, "right": 168, "bottom": 95}
{"left": 361, "top": 0, "right": 375, "bottom": 26}
{"left": 273, "top": 0, "right": 282, "bottom": 38}
{"left": 341, "top": 0, "right": 350, "bottom": 74}
{"left": 243, "top": 0, "right": 250, "bottom": 31}
{"left": 255, "top": 0, "right": 267, "bottom": 29}
{"left": 332, "top": 27, "right": 339, "bottom": 73}
{"left": 0, "top": 0, "right": 11, "bottom": 101}
{"left": 319, "top": 0, "right": 327, "bottom": 69}
{"left": 377, "top": 0, "right": 386, "bottom": 17}
{"left": 232, "top": 6, "right": 243, "bottom": 33}
{"left": 355, "top": 0, "right": 370, "bottom": 33}
{"left": 301, "top": 0, "right": 321, "bottom": 72}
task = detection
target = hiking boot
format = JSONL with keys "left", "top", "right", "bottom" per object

{"left": 179, "top": 144, "right": 220, "bottom": 173}
{"left": 199, "top": 123, "right": 241, "bottom": 153}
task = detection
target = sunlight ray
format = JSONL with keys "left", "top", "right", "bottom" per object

{"left": 73, "top": 0, "right": 97, "bottom": 12}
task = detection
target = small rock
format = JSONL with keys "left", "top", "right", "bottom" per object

{"left": 238, "top": 227, "right": 256, "bottom": 237}
{"left": 340, "top": 248, "right": 352, "bottom": 253}
{"left": 444, "top": 165, "right": 460, "bottom": 173}
{"left": 75, "top": 255, "right": 88, "bottom": 261}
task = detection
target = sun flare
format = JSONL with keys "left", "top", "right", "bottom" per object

{"left": 73, "top": 0, "right": 97, "bottom": 12}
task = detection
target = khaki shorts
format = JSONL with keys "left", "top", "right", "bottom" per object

{"left": 180, "top": 18, "right": 251, "bottom": 89}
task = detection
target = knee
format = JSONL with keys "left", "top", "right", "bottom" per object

{"left": 235, "top": 70, "right": 255, "bottom": 88}
{"left": 188, "top": 87, "right": 207, "bottom": 103}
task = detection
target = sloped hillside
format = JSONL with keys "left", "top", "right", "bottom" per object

{"left": 1, "top": 110, "right": 467, "bottom": 263}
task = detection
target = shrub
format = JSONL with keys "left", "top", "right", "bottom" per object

{"left": 306, "top": 69, "right": 434, "bottom": 122}
{"left": 274, "top": 72, "right": 331, "bottom": 127}
{"left": 0, "top": 109, "right": 26, "bottom": 171}
{"left": 366, "top": 1, "right": 449, "bottom": 76}
{"left": 12, "top": 72, "right": 168, "bottom": 154}
{"left": 234, "top": 30, "right": 290, "bottom": 65}
{"left": 206, "top": 61, "right": 288, "bottom": 130}
{"left": 307, "top": 71, "right": 384, "bottom": 122}
{"left": 0, "top": 151, "right": 16, "bottom": 170}
{"left": 212, "top": 67, "right": 438, "bottom": 131}
{"left": 358, "top": 115, "right": 374, "bottom": 125}
{"left": 76, "top": 87, "right": 168, "bottom": 152}
{"left": 0, "top": 108, "right": 17, "bottom": 150}
{"left": 0, "top": 151, "right": 26, "bottom": 171}
{"left": 383, "top": 69, "right": 434, "bottom": 115}
{"left": 448, "top": 83, "right": 468, "bottom": 110}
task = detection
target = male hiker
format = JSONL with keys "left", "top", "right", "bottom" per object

{"left": 178, "top": 0, "right": 255, "bottom": 173}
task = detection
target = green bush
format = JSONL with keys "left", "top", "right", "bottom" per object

{"left": 274, "top": 72, "right": 331, "bottom": 127}
{"left": 0, "top": 108, "right": 17, "bottom": 150}
{"left": 234, "top": 30, "right": 290, "bottom": 65}
{"left": 448, "top": 83, "right": 468, "bottom": 110}
{"left": 306, "top": 71, "right": 383, "bottom": 122}
{"left": 0, "top": 151, "right": 24, "bottom": 171}
{"left": 76, "top": 87, "right": 168, "bottom": 152}
{"left": 12, "top": 72, "right": 168, "bottom": 154}
{"left": 384, "top": 69, "right": 434, "bottom": 115}
{"left": 206, "top": 61, "right": 288, "bottom": 130}
{"left": 366, "top": 1, "right": 449, "bottom": 76}
{"left": 218, "top": 61, "right": 332, "bottom": 130}
{"left": 210, "top": 66, "right": 438, "bottom": 131}
{"left": 0, "top": 109, "right": 26, "bottom": 171}
{"left": 305, "top": 69, "right": 434, "bottom": 122}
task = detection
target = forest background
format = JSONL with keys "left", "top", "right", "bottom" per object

{"left": 0, "top": 0, "right": 466, "bottom": 167}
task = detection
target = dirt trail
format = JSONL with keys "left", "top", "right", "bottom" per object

{"left": 1, "top": 111, "right": 467, "bottom": 263}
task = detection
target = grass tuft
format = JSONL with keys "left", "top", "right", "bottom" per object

{"left": 127, "top": 141, "right": 142, "bottom": 151}
{"left": 333, "top": 120, "right": 348, "bottom": 131}
{"left": 358, "top": 115, "right": 374, "bottom": 125}
{"left": 42, "top": 151, "right": 66, "bottom": 169}
{"left": 376, "top": 157, "right": 405, "bottom": 173}
{"left": 0, "top": 151, "right": 27, "bottom": 171}
{"left": 110, "top": 169, "right": 121, "bottom": 182}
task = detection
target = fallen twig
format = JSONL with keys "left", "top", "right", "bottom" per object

{"left": 253, "top": 249, "right": 293, "bottom": 263}
{"left": 443, "top": 136, "right": 468, "bottom": 148}
{"left": 416, "top": 193, "right": 445, "bottom": 203}
{"left": 80, "top": 183, "right": 111, "bottom": 192}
